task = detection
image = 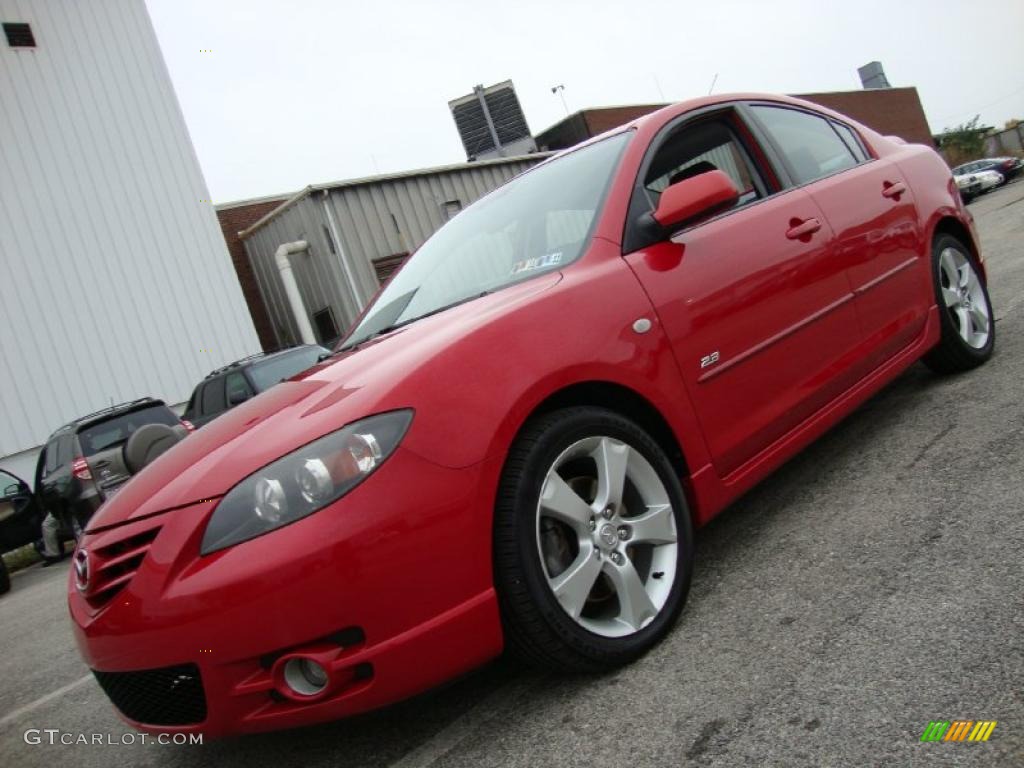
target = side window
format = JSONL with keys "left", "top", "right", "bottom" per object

{"left": 201, "top": 377, "right": 227, "bottom": 415}
{"left": 831, "top": 121, "right": 869, "bottom": 163}
{"left": 57, "top": 435, "right": 74, "bottom": 465}
{"left": 225, "top": 372, "right": 254, "bottom": 405}
{"left": 751, "top": 106, "right": 857, "bottom": 185}
{"left": 44, "top": 439, "right": 60, "bottom": 473}
{"left": 643, "top": 119, "right": 762, "bottom": 210}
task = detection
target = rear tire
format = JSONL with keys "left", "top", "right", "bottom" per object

{"left": 493, "top": 407, "right": 693, "bottom": 672}
{"left": 922, "top": 234, "right": 995, "bottom": 374}
{"left": 0, "top": 557, "right": 10, "bottom": 595}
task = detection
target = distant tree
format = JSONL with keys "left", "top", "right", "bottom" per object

{"left": 1005, "top": 118, "right": 1021, "bottom": 130}
{"left": 939, "top": 116, "right": 987, "bottom": 164}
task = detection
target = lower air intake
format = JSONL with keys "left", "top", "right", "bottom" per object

{"left": 93, "top": 663, "right": 207, "bottom": 726}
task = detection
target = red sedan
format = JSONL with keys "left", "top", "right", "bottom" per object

{"left": 70, "top": 94, "right": 994, "bottom": 737}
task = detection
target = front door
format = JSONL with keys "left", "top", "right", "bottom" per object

{"left": 623, "top": 111, "right": 863, "bottom": 477}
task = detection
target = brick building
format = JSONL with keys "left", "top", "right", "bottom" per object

{"left": 535, "top": 87, "right": 934, "bottom": 151}
{"left": 215, "top": 194, "right": 292, "bottom": 350}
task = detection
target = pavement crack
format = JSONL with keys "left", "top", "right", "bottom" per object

{"left": 906, "top": 423, "right": 954, "bottom": 469}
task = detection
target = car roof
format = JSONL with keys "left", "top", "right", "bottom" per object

{"left": 51, "top": 397, "right": 169, "bottom": 436}
{"left": 198, "top": 345, "right": 323, "bottom": 382}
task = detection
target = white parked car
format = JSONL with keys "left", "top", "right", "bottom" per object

{"left": 953, "top": 169, "right": 1003, "bottom": 203}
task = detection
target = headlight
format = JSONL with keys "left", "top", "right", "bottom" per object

{"left": 200, "top": 410, "right": 413, "bottom": 554}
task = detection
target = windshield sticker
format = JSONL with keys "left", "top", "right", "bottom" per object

{"left": 510, "top": 252, "right": 563, "bottom": 275}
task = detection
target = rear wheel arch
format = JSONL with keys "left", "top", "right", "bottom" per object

{"left": 932, "top": 216, "right": 983, "bottom": 278}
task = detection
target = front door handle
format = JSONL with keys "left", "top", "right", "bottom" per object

{"left": 882, "top": 180, "right": 907, "bottom": 200}
{"left": 785, "top": 217, "right": 822, "bottom": 240}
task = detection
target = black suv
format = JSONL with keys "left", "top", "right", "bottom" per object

{"left": 183, "top": 345, "right": 328, "bottom": 429}
{"left": 35, "top": 398, "right": 191, "bottom": 529}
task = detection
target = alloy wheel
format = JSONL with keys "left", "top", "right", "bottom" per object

{"left": 535, "top": 436, "right": 678, "bottom": 638}
{"left": 938, "top": 247, "right": 990, "bottom": 349}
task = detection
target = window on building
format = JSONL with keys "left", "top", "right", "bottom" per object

{"left": 372, "top": 253, "right": 409, "bottom": 283}
{"left": 322, "top": 225, "right": 337, "bottom": 255}
{"left": 3, "top": 22, "right": 35, "bottom": 48}
{"left": 441, "top": 200, "right": 462, "bottom": 220}
{"left": 752, "top": 106, "right": 858, "bottom": 185}
{"left": 312, "top": 307, "right": 340, "bottom": 345}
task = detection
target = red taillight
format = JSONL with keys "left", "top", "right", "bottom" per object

{"left": 181, "top": 419, "right": 196, "bottom": 433}
{"left": 72, "top": 457, "right": 92, "bottom": 481}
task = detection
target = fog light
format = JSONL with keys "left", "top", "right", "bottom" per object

{"left": 283, "top": 658, "right": 329, "bottom": 696}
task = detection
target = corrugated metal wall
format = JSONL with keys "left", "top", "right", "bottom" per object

{"left": 0, "top": 0, "right": 260, "bottom": 464}
{"left": 243, "top": 156, "right": 544, "bottom": 347}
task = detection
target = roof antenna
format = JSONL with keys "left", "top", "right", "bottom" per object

{"left": 708, "top": 73, "right": 718, "bottom": 95}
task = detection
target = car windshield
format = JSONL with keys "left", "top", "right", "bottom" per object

{"left": 248, "top": 346, "right": 326, "bottom": 391}
{"left": 341, "top": 132, "right": 631, "bottom": 349}
{"left": 77, "top": 406, "right": 178, "bottom": 456}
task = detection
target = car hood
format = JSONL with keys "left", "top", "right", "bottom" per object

{"left": 86, "top": 274, "right": 561, "bottom": 532}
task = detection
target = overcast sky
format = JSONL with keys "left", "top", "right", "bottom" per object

{"left": 145, "top": 0, "right": 1024, "bottom": 204}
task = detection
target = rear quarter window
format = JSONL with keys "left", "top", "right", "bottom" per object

{"left": 201, "top": 378, "right": 227, "bottom": 415}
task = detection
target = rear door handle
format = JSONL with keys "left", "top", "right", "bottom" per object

{"left": 882, "top": 180, "right": 907, "bottom": 199}
{"left": 785, "top": 217, "right": 822, "bottom": 240}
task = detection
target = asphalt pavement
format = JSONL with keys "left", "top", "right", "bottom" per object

{"left": 2, "top": 181, "right": 1022, "bottom": 767}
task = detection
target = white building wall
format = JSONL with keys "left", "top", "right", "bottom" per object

{"left": 0, "top": 0, "right": 260, "bottom": 480}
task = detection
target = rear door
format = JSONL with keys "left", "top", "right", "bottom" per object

{"left": 747, "top": 104, "right": 928, "bottom": 372}
{"left": 623, "top": 108, "right": 864, "bottom": 476}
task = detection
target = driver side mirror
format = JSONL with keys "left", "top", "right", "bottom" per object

{"left": 3, "top": 483, "right": 22, "bottom": 497}
{"left": 652, "top": 169, "right": 739, "bottom": 230}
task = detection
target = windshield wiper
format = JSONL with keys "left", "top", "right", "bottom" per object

{"left": 334, "top": 292, "right": 492, "bottom": 354}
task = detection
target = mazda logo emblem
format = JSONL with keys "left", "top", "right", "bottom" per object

{"left": 74, "top": 549, "right": 90, "bottom": 592}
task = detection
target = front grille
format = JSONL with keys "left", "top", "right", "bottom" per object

{"left": 83, "top": 525, "right": 161, "bottom": 608}
{"left": 93, "top": 663, "right": 206, "bottom": 726}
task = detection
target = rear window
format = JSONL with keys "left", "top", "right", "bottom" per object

{"left": 76, "top": 406, "right": 179, "bottom": 457}
{"left": 248, "top": 347, "right": 323, "bottom": 392}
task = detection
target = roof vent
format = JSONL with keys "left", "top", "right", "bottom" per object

{"left": 857, "top": 61, "right": 891, "bottom": 89}
{"left": 3, "top": 22, "right": 36, "bottom": 48}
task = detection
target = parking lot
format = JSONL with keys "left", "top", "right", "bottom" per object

{"left": 2, "top": 181, "right": 1022, "bottom": 767}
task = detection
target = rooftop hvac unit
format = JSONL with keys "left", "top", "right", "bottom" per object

{"left": 858, "top": 61, "right": 891, "bottom": 90}
{"left": 449, "top": 80, "right": 536, "bottom": 161}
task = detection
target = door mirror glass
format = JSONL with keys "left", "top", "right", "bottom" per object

{"left": 652, "top": 170, "right": 738, "bottom": 229}
{"left": 3, "top": 482, "right": 21, "bottom": 497}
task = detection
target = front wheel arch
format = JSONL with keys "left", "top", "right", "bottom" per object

{"left": 525, "top": 381, "right": 693, "bottom": 499}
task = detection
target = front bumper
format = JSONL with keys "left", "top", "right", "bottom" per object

{"left": 69, "top": 448, "right": 505, "bottom": 737}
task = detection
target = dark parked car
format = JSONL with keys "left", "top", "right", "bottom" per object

{"left": 0, "top": 469, "right": 43, "bottom": 594}
{"left": 183, "top": 345, "right": 329, "bottom": 428}
{"left": 36, "top": 398, "right": 192, "bottom": 530}
{"left": 952, "top": 157, "right": 1023, "bottom": 184}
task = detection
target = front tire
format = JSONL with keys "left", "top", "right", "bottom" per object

{"left": 923, "top": 234, "right": 995, "bottom": 373}
{"left": 493, "top": 407, "right": 693, "bottom": 672}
